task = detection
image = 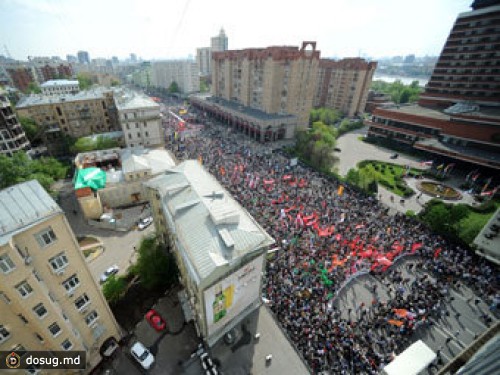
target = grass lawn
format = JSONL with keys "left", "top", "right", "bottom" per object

{"left": 358, "top": 160, "right": 424, "bottom": 197}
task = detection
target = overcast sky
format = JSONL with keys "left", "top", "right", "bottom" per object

{"left": 1, "top": 0, "right": 472, "bottom": 61}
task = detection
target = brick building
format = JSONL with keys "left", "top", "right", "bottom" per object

{"left": 365, "top": 0, "right": 500, "bottom": 171}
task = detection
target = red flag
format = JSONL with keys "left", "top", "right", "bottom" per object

{"left": 411, "top": 243, "right": 423, "bottom": 254}
{"left": 434, "top": 248, "right": 442, "bottom": 259}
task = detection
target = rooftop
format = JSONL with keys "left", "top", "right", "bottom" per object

{"left": 378, "top": 104, "right": 451, "bottom": 120}
{"left": 121, "top": 148, "right": 176, "bottom": 175}
{"left": 204, "top": 96, "right": 296, "bottom": 121}
{"left": 40, "top": 79, "right": 79, "bottom": 87}
{"left": 145, "top": 160, "right": 275, "bottom": 283}
{"left": 0, "top": 180, "right": 61, "bottom": 245}
{"left": 114, "top": 91, "right": 159, "bottom": 111}
{"left": 16, "top": 87, "right": 112, "bottom": 108}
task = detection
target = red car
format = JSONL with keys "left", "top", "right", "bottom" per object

{"left": 145, "top": 309, "right": 166, "bottom": 332}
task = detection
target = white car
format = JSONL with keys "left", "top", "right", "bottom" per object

{"left": 138, "top": 216, "right": 153, "bottom": 231}
{"left": 130, "top": 341, "right": 155, "bottom": 370}
{"left": 100, "top": 265, "right": 119, "bottom": 284}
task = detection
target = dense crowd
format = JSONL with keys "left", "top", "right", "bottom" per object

{"left": 169, "top": 117, "right": 499, "bottom": 374}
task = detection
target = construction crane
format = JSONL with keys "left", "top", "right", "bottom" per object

{"left": 3, "top": 44, "right": 12, "bottom": 59}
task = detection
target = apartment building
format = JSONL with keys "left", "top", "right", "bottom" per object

{"left": 40, "top": 80, "right": 80, "bottom": 96}
{"left": 29, "top": 57, "right": 73, "bottom": 83}
{"left": 211, "top": 28, "right": 228, "bottom": 52}
{"left": 16, "top": 89, "right": 119, "bottom": 155}
{"left": 314, "top": 58, "right": 377, "bottom": 117}
{"left": 211, "top": 41, "right": 320, "bottom": 127}
{"left": 197, "top": 47, "right": 212, "bottom": 76}
{"left": 0, "top": 89, "right": 31, "bottom": 156}
{"left": 77, "top": 51, "right": 90, "bottom": 65}
{"left": 0, "top": 180, "right": 122, "bottom": 373}
{"left": 365, "top": 0, "right": 500, "bottom": 171}
{"left": 115, "top": 90, "right": 164, "bottom": 148}
{"left": 151, "top": 60, "right": 200, "bottom": 94}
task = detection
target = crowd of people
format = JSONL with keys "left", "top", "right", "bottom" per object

{"left": 168, "top": 113, "right": 498, "bottom": 374}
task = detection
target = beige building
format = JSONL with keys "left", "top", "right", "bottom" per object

{"left": 211, "top": 41, "right": 320, "bottom": 127}
{"left": 144, "top": 160, "right": 274, "bottom": 347}
{"left": 74, "top": 147, "right": 176, "bottom": 219}
{"left": 15, "top": 89, "right": 119, "bottom": 155}
{"left": 40, "top": 80, "right": 80, "bottom": 96}
{"left": 151, "top": 60, "right": 200, "bottom": 94}
{"left": 115, "top": 90, "right": 164, "bottom": 148}
{"left": 0, "top": 180, "right": 122, "bottom": 373}
{"left": 196, "top": 47, "right": 212, "bottom": 76}
{"left": 314, "top": 58, "right": 377, "bottom": 117}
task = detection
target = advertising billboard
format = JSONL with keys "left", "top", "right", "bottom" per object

{"left": 204, "top": 255, "right": 264, "bottom": 337}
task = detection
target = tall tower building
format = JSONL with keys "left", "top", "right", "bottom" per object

{"left": 77, "top": 51, "right": 90, "bottom": 65}
{"left": 197, "top": 47, "right": 212, "bottom": 76}
{"left": 0, "top": 89, "right": 31, "bottom": 156}
{"left": 211, "top": 28, "right": 228, "bottom": 52}
{"left": 365, "top": 0, "right": 500, "bottom": 171}
{"left": 211, "top": 41, "right": 320, "bottom": 126}
{"left": 0, "top": 180, "right": 122, "bottom": 372}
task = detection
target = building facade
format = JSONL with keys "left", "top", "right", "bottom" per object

{"left": 196, "top": 47, "right": 212, "bottom": 76}
{"left": 0, "top": 90, "right": 31, "bottom": 156}
{"left": 29, "top": 57, "right": 73, "bottom": 83}
{"left": 151, "top": 60, "right": 200, "bottom": 93}
{"left": 40, "top": 80, "right": 80, "bottom": 96}
{"left": 77, "top": 51, "right": 90, "bottom": 65}
{"left": 0, "top": 180, "right": 122, "bottom": 373}
{"left": 211, "top": 41, "right": 320, "bottom": 127}
{"left": 314, "top": 58, "right": 377, "bottom": 117}
{"left": 115, "top": 90, "right": 164, "bottom": 148}
{"left": 365, "top": 0, "right": 500, "bottom": 171}
{"left": 211, "top": 28, "right": 228, "bottom": 52}
{"left": 145, "top": 160, "right": 274, "bottom": 347}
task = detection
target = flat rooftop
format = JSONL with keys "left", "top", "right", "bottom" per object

{"left": 203, "top": 96, "right": 296, "bottom": 121}
{"left": 415, "top": 138, "right": 500, "bottom": 163}
{"left": 16, "top": 87, "right": 112, "bottom": 108}
{"left": 40, "top": 79, "right": 79, "bottom": 87}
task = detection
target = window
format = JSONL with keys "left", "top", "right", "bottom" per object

{"left": 0, "top": 254, "right": 15, "bottom": 274}
{"left": 35, "top": 227, "right": 57, "bottom": 248}
{"left": 16, "top": 281, "right": 33, "bottom": 298}
{"left": 49, "top": 252, "right": 68, "bottom": 272}
{"left": 33, "top": 303, "right": 48, "bottom": 318}
{"left": 48, "top": 322, "right": 61, "bottom": 337}
{"left": 74, "top": 294, "right": 90, "bottom": 310}
{"left": 0, "top": 325, "right": 11, "bottom": 343}
{"left": 135, "top": 123, "right": 139, "bottom": 128}
{"left": 0, "top": 291, "right": 11, "bottom": 304}
{"left": 61, "top": 339, "right": 73, "bottom": 350}
{"left": 85, "top": 310, "right": 99, "bottom": 326}
{"left": 128, "top": 133, "right": 132, "bottom": 140}
{"left": 126, "top": 123, "right": 130, "bottom": 130}
{"left": 18, "top": 314, "right": 28, "bottom": 324}
{"left": 62, "top": 274, "right": 80, "bottom": 294}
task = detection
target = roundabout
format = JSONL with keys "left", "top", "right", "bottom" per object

{"left": 417, "top": 180, "right": 462, "bottom": 200}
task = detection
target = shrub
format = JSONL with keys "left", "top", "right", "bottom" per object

{"left": 406, "top": 210, "right": 416, "bottom": 218}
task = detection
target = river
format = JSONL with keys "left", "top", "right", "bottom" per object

{"left": 373, "top": 75, "right": 429, "bottom": 87}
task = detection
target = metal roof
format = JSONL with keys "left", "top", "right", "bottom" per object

{"left": 145, "top": 160, "right": 275, "bottom": 283}
{"left": 40, "top": 79, "right": 79, "bottom": 87}
{"left": 121, "top": 148, "right": 176, "bottom": 175}
{"left": 0, "top": 180, "right": 61, "bottom": 245}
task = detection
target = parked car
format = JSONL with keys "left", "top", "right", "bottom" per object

{"left": 390, "top": 153, "right": 399, "bottom": 159}
{"left": 100, "top": 265, "right": 119, "bottom": 284}
{"left": 130, "top": 342, "right": 155, "bottom": 370}
{"left": 137, "top": 216, "right": 153, "bottom": 231}
{"left": 145, "top": 309, "right": 167, "bottom": 332}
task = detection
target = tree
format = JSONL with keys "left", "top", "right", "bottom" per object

{"left": 18, "top": 116, "right": 39, "bottom": 143}
{"left": 132, "top": 236, "right": 178, "bottom": 290}
{"left": 70, "top": 135, "right": 118, "bottom": 154}
{"left": 102, "top": 275, "right": 127, "bottom": 304}
{"left": 421, "top": 203, "right": 451, "bottom": 234}
{"left": 77, "top": 73, "right": 93, "bottom": 90}
{"left": 26, "top": 82, "right": 41, "bottom": 94}
{"left": 110, "top": 79, "right": 120, "bottom": 87}
{"left": 168, "top": 81, "right": 180, "bottom": 94}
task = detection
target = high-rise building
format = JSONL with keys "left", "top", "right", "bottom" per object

{"left": 211, "top": 41, "right": 320, "bottom": 126}
{"left": 111, "top": 56, "right": 119, "bottom": 65}
{"left": 314, "top": 58, "right": 377, "bottom": 117}
{"left": 365, "top": 0, "right": 500, "bottom": 171}
{"left": 211, "top": 28, "right": 228, "bottom": 52}
{"left": 151, "top": 60, "right": 200, "bottom": 93}
{"left": 66, "top": 55, "right": 78, "bottom": 64}
{"left": 77, "top": 51, "right": 90, "bottom": 65}
{"left": 197, "top": 47, "right": 212, "bottom": 76}
{"left": 130, "top": 54, "right": 137, "bottom": 63}
{"left": 0, "top": 89, "right": 31, "bottom": 156}
{"left": 0, "top": 180, "right": 122, "bottom": 372}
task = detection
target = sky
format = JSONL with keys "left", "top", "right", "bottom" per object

{"left": 0, "top": 0, "right": 473, "bottom": 61}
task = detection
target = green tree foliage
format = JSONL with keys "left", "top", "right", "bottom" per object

{"left": 70, "top": 136, "right": 119, "bottom": 154}
{"left": 110, "top": 79, "right": 120, "bottom": 87}
{"left": 296, "top": 122, "right": 336, "bottom": 170}
{"left": 168, "top": 81, "right": 180, "bottom": 93}
{"left": 26, "top": 82, "right": 41, "bottom": 94}
{"left": 309, "top": 108, "right": 342, "bottom": 125}
{"left": 420, "top": 203, "right": 451, "bottom": 234}
{"left": 0, "top": 152, "right": 67, "bottom": 191}
{"left": 18, "top": 116, "right": 39, "bottom": 143}
{"left": 77, "top": 73, "right": 93, "bottom": 90}
{"left": 337, "top": 119, "right": 364, "bottom": 137}
{"left": 102, "top": 275, "right": 127, "bottom": 304}
{"left": 370, "top": 80, "right": 422, "bottom": 104}
{"left": 132, "top": 236, "right": 178, "bottom": 290}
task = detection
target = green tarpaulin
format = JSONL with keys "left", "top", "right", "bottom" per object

{"left": 74, "top": 167, "right": 106, "bottom": 190}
